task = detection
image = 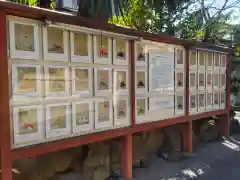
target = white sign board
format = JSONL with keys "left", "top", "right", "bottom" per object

{"left": 149, "top": 95, "right": 174, "bottom": 111}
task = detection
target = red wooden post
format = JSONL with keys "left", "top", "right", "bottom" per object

{"left": 0, "top": 10, "right": 13, "bottom": 180}
{"left": 121, "top": 134, "right": 132, "bottom": 180}
{"left": 130, "top": 40, "right": 136, "bottom": 127}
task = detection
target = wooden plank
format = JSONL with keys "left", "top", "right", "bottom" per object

{"left": 182, "top": 121, "right": 193, "bottom": 152}
{"left": 121, "top": 134, "right": 132, "bottom": 180}
{"left": 130, "top": 40, "right": 136, "bottom": 127}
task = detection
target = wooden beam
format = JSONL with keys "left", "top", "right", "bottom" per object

{"left": 182, "top": 121, "right": 193, "bottom": 152}
{"left": 0, "top": 10, "right": 12, "bottom": 180}
{"left": 130, "top": 40, "right": 136, "bottom": 127}
{"left": 121, "top": 134, "right": 132, "bottom": 180}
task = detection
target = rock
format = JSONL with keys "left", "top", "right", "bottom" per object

{"left": 199, "top": 120, "right": 219, "bottom": 142}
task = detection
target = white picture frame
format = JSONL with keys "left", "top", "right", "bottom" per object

{"left": 213, "top": 72, "right": 219, "bottom": 90}
{"left": 44, "top": 65, "right": 70, "bottom": 98}
{"left": 220, "top": 73, "right": 226, "bottom": 90}
{"left": 113, "top": 39, "right": 129, "bottom": 65}
{"left": 189, "top": 50, "right": 197, "bottom": 69}
{"left": 198, "top": 92, "right": 206, "bottom": 112}
{"left": 198, "top": 72, "right": 205, "bottom": 90}
{"left": 45, "top": 103, "right": 71, "bottom": 139}
{"left": 70, "top": 32, "right": 92, "bottom": 63}
{"left": 198, "top": 51, "right": 205, "bottom": 70}
{"left": 113, "top": 97, "right": 130, "bottom": 127}
{"left": 12, "top": 105, "right": 44, "bottom": 147}
{"left": 206, "top": 52, "right": 214, "bottom": 70}
{"left": 189, "top": 70, "right": 197, "bottom": 91}
{"left": 213, "top": 91, "right": 220, "bottom": 109}
{"left": 135, "top": 70, "right": 147, "bottom": 94}
{"left": 43, "top": 26, "right": 69, "bottom": 61}
{"left": 189, "top": 93, "right": 198, "bottom": 114}
{"left": 135, "top": 42, "right": 148, "bottom": 66}
{"left": 206, "top": 91, "right": 213, "bottom": 111}
{"left": 11, "top": 64, "right": 42, "bottom": 102}
{"left": 214, "top": 53, "right": 220, "bottom": 70}
{"left": 9, "top": 19, "right": 40, "bottom": 60}
{"left": 71, "top": 67, "right": 93, "bottom": 97}
{"left": 206, "top": 71, "right": 213, "bottom": 90}
{"left": 94, "top": 68, "right": 112, "bottom": 96}
{"left": 72, "top": 101, "right": 94, "bottom": 134}
{"left": 175, "top": 48, "right": 184, "bottom": 69}
{"left": 135, "top": 97, "right": 148, "bottom": 124}
{"left": 175, "top": 70, "right": 185, "bottom": 91}
{"left": 95, "top": 99, "right": 113, "bottom": 129}
{"left": 113, "top": 69, "right": 129, "bottom": 95}
{"left": 175, "top": 93, "right": 185, "bottom": 116}
{"left": 221, "top": 54, "right": 227, "bottom": 71}
{"left": 220, "top": 91, "right": 226, "bottom": 109}
{"left": 93, "top": 35, "right": 112, "bottom": 64}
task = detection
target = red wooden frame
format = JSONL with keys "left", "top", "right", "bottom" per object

{"left": 0, "top": 2, "right": 232, "bottom": 180}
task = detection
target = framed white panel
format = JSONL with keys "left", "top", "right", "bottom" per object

{"left": 189, "top": 50, "right": 197, "bottom": 69}
{"left": 221, "top": 54, "right": 227, "bottom": 71}
{"left": 113, "top": 39, "right": 129, "bottom": 65}
{"left": 213, "top": 72, "right": 219, "bottom": 90}
{"left": 9, "top": 19, "right": 40, "bottom": 60}
{"left": 72, "top": 101, "right": 94, "bottom": 134}
{"left": 12, "top": 64, "right": 42, "bottom": 102}
{"left": 46, "top": 103, "right": 71, "bottom": 139}
{"left": 220, "top": 91, "right": 226, "bottom": 109}
{"left": 114, "top": 97, "right": 130, "bottom": 126}
{"left": 198, "top": 92, "right": 206, "bottom": 112}
{"left": 94, "top": 68, "right": 112, "bottom": 96}
{"left": 135, "top": 42, "right": 147, "bottom": 66}
{"left": 213, "top": 91, "right": 220, "bottom": 109}
{"left": 44, "top": 65, "right": 70, "bottom": 98}
{"left": 95, "top": 99, "right": 113, "bottom": 129}
{"left": 206, "top": 52, "right": 213, "bottom": 70}
{"left": 189, "top": 93, "right": 198, "bottom": 114}
{"left": 12, "top": 105, "right": 44, "bottom": 147}
{"left": 206, "top": 71, "right": 213, "bottom": 90}
{"left": 175, "top": 70, "right": 184, "bottom": 91}
{"left": 175, "top": 48, "right": 184, "bottom": 69}
{"left": 136, "top": 97, "right": 148, "bottom": 123}
{"left": 206, "top": 92, "right": 213, "bottom": 110}
{"left": 72, "top": 67, "right": 93, "bottom": 97}
{"left": 220, "top": 73, "right": 226, "bottom": 89}
{"left": 189, "top": 70, "right": 197, "bottom": 90}
{"left": 70, "top": 32, "right": 92, "bottom": 63}
{"left": 136, "top": 70, "right": 147, "bottom": 94}
{"left": 198, "top": 72, "right": 205, "bottom": 90}
{"left": 113, "top": 69, "right": 129, "bottom": 95}
{"left": 198, "top": 51, "right": 205, "bottom": 70}
{"left": 93, "top": 35, "right": 112, "bottom": 64}
{"left": 214, "top": 53, "right": 220, "bottom": 70}
{"left": 175, "top": 93, "right": 185, "bottom": 115}
{"left": 43, "top": 26, "right": 69, "bottom": 61}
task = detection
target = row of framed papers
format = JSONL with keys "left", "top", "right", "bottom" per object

{"left": 11, "top": 64, "right": 131, "bottom": 102}
{"left": 189, "top": 91, "right": 226, "bottom": 114}
{"left": 189, "top": 50, "right": 227, "bottom": 70}
{"left": 12, "top": 98, "right": 130, "bottom": 148}
{"left": 8, "top": 18, "right": 129, "bottom": 65}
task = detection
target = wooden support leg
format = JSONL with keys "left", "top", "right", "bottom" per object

{"left": 218, "top": 113, "right": 230, "bottom": 137}
{"left": 182, "top": 121, "right": 193, "bottom": 153}
{"left": 121, "top": 134, "right": 132, "bottom": 180}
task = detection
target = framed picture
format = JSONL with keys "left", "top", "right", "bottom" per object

{"left": 175, "top": 71, "right": 184, "bottom": 91}
{"left": 70, "top": 32, "right": 92, "bottom": 63}
{"left": 135, "top": 70, "right": 147, "bottom": 94}
{"left": 189, "top": 50, "right": 197, "bottom": 69}
{"left": 113, "top": 69, "right": 129, "bottom": 95}
{"left": 175, "top": 48, "right": 184, "bottom": 69}
{"left": 135, "top": 97, "right": 148, "bottom": 123}
{"left": 94, "top": 68, "right": 112, "bottom": 96}
{"left": 43, "top": 26, "right": 69, "bottom": 61}
{"left": 198, "top": 51, "right": 205, "bottom": 70}
{"left": 44, "top": 65, "right": 70, "bottom": 98}
{"left": 72, "top": 101, "right": 94, "bottom": 134}
{"left": 206, "top": 72, "right": 212, "bottom": 90}
{"left": 189, "top": 94, "right": 198, "bottom": 114}
{"left": 9, "top": 19, "right": 40, "bottom": 60}
{"left": 113, "top": 39, "right": 129, "bottom": 65}
{"left": 206, "top": 52, "right": 213, "bottom": 70}
{"left": 198, "top": 72, "right": 205, "bottom": 90}
{"left": 213, "top": 91, "right": 220, "bottom": 109}
{"left": 214, "top": 53, "right": 220, "bottom": 70}
{"left": 220, "top": 91, "right": 226, "bottom": 109}
{"left": 72, "top": 67, "right": 93, "bottom": 97}
{"left": 189, "top": 70, "right": 197, "bottom": 90}
{"left": 95, "top": 100, "right": 113, "bottom": 129}
{"left": 93, "top": 35, "right": 112, "bottom": 64}
{"left": 220, "top": 73, "right": 226, "bottom": 89}
{"left": 45, "top": 103, "right": 71, "bottom": 139}
{"left": 206, "top": 92, "right": 213, "bottom": 110}
{"left": 135, "top": 42, "right": 147, "bottom": 66}
{"left": 221, "top": 54, "right": 227, "bottom": 71}
{"left": 114, "top": 98, "right": 130, "bottom": 126}
{"left": 12, "top": 105, "right": 44, "bottom": 147}
{"left": 213, "top": 72, "right": 219, "bottom": 90}
{"left": 11, "top": 64, "right": 42, "bottom": 102}
{"left": 198, "top": 92, "right": 205, "bottom": 112}
{"left": 175, "top": 94, "right": 185, "bottom": 115}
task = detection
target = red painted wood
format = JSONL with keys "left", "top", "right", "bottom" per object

{"left": 185, "top": 47, "right": 190, "bottom": 117}
{"left": 130, "top": 40, "right": 136, "bottom": 127}
{"left": 226, "top": 53, "right": 232, "bottom": 111}
{"left": 0, "top": 10, "right": 12, "bottom": 180}
{"left": 182, "top": 121, "right": 193, "bottom": 152}
{"left": 121, "top": 134, "right": 132, "bottom": 180}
